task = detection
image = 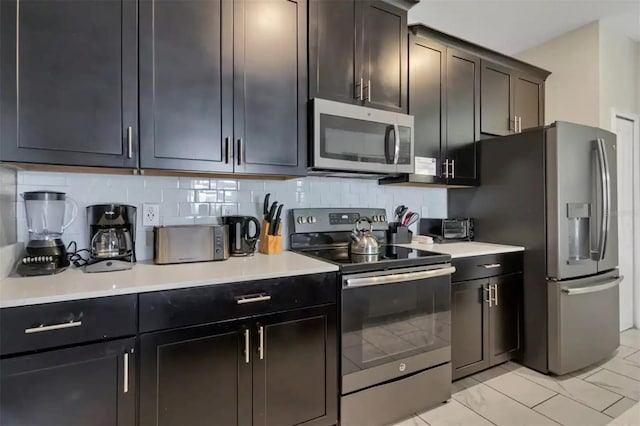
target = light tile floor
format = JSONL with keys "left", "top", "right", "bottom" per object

{"left": 393, "top": 328, "right": 640, "bottom": 426}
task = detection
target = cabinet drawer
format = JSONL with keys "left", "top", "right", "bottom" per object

{"left": 0, "top": 295, "right": 137, "bottom": 356}
{"left": 139, "top": 273, "right": 338, "bottom": 333}
{"left": 452, "top": 252, "right": 523, "bottom": 282}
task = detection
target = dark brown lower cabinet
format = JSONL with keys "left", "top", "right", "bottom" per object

{"left": 139, "top": 305, "right": 337, "bottom": 426}
{"left": 452, "top": 273, "right": 523, "bottom": 380}
{"left": 0, "top": 338, "right": 136, "bottom": 426}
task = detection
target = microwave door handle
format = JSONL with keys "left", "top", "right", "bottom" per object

{"left": 393, "top": 124, "right": 400, "bottom": 165}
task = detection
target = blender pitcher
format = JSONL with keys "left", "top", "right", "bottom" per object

{"left": 22, "top": 191, "right": 78, "bottom": 241}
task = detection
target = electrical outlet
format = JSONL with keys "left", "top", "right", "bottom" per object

{"left": 143, "top": 204, "right": 160, "bottom": 227}
{"left": 221, "top": 204, "right": 238, "bottom": 216}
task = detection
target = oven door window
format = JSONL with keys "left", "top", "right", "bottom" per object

{"left": 342, "top": 274, "right": 451, "bottom": 375}
{"left": 320, "top": 114, "right": 397, "bottom": 164}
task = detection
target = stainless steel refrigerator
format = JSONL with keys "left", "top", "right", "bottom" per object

{"left": 449, "top": 121, "right": 622, "bottom": 374}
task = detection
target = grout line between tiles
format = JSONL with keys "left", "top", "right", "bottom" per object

{"left": 623, "top": 349, "right": 640, "bottom": 360}
{"left": 509, "top": 367, "right": 627, "bottom": 415}
{"left": 451, "top": 383, "right": 529, "bottom": 426}
{"left": 599, "top": 395, "right": 625, "bottom": 414}
{"left": 577, "top": 367, "right": 603, "bottom": 380}
{"left": 530, "top": 392, "right": 560, "bottom": 409}
{"left": 600, "top": 366, "right": 640, "bottom": 384}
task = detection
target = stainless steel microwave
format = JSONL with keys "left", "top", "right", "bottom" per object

{"left": 310, "top": 98, "right": 415, "bottom": 176}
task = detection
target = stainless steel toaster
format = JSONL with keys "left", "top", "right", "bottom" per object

{"left": 153, "top": 225, "right": 229, "bottom": 264}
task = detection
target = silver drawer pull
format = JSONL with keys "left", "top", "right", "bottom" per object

{"left": 25, "top": 320, "right": 82, "bottom": 334}
{"left": 123, "top": 353, "right": 129, "bottom": 393}
{"left": 236, "top": 294, "right": 271, "bottom": 304}
{"left": 480, "top": 263, "right": 501, "bottom": 269}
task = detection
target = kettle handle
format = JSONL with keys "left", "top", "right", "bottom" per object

{"left": 355, "top": 217, "right": 373, "bottom": 233}
{"left": 247, "top": 216, "right": 261, "bottom": 241}
{"left": 62, "top": 197, "right": 79, "bottom": 232}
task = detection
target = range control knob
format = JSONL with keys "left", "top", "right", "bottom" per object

{"left": 297, "top": 216, "right": 305, "bottom": 224}
{"left": 381, "top": 215, "right": 386, "bottom": 222}
{"left": 307, "top": 216, "right": 316, "bottom": 224}
{"left": 371, "top": 215, "right": 378, "bottom": 222}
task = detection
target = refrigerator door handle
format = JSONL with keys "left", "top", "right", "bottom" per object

{"left": 600, "top": 138, "right": 611, "bottom": 260}
{"left": 561, "top": 276, "right": 622, "bottom": 295}
{"left": 595, "top": 139, "right": 608, "bottom": 260}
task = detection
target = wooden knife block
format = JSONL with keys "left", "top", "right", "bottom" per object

{"left": 260, "top": 220, "right": 283, "bottom": 255}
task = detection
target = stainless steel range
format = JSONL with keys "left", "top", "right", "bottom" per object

{"left": 290, "top": 208, "right": 454, "bottom": 426}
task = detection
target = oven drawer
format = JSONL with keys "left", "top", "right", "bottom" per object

{"left": 451, "top": 252, "right": 523, "bottom": 282}
{"left": 139, "top": 273, "right": 337, "bottom": 332}
{"left": 0, "top": 295, "right": 138, "bottom": 356}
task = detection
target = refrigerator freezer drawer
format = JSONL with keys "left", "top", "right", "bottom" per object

{"left": 548, "top": 271, "right": 621, "bottom": 375}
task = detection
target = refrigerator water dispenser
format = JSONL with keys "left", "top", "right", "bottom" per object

{"left": 567, "top": 203, "right": 591, "bottom": 262}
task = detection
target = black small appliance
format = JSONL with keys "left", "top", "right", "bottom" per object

{"left": 222, "top": 216, "right": 261, "bottom": 256}
{"left": 16, "top": 191, "right": 78, "bottom": 276}
{"left": 85, "top": 204, "right": 136, "bottom": 273}
{"left": 419, "top": 218, "right": 474, "bottom": 243}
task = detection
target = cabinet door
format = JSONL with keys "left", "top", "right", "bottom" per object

{"left": 253, "top": 306, "right": 338, "bottom": 426}
{"left": 309, "top": 0, "right": 360, "bottom": 105}
{"left": 361, "top": 1, "right": 407, "bottom": 113}
{"left": 233, "top": 0, "right": 307, "bottom": 176}
{"left": 514, "top": 74, "right": 544, "bottom": 131}
{"left": 446, "top": 49, "right": 480, "bottom": 185}
{"left": 0, "top": 338, "right": 135, "bottom": 426}
{"left": 409, "top": 36, "right": 446, "bottom": 183}
{"left": 489, "top": 274, "right": 523, "bottom": 364}
{"left": 139, "top": 0, "right": 233, "bottom": 172}
{"left": 451, "top": 279, "right": 490, "bottom": 380}
{"left": 480, "top": 61, "right": 514, "bottom": 136}
{"left": 0, "top": 0, "right": 137, "bottom": 168}
{"left": 139, "top": 321, "right": 252, "bottom": 426}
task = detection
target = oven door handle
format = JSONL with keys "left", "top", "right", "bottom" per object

{"left": 345, "top": 266, "right": 456, "bottom": 288}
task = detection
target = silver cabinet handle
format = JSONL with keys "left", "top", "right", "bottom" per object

{"left": 443, "top": 160, "right": 450, "bottom": 178}
{"left": 258, "top": 325, "right": 265, "bottom": 360}
{"left": 512, "top": 116, "right": 517, "bottom": 132}
{"left": 123, "top": 353, "right": 129, "bottom": 393}
{"left": 244, "top": 329, "right": 250, "bottom": 364}
{"left": 562, "top": 276, "right": 622, "bottom": 295}
{"left": 492, "top": 284, "right": 499, "bottom": 305}
{"left": 451, "top": 159, "right": 455, "bottom": 179}
{"left": 480, "top": 263, "right": 502, "bottom": 269}
{"left": 366, "top": 79, "right": 371, "bottom": 101}
{"left": 346, "top": 266, "right": 456, "bottom": 288}
{"left": 25, "top": 320, "right": 82, "bottom": 334}
{"left": 225, "top": 137, "right": 231, "bottom": 164}
{"left": 518, "top": 116, "right": 522, "bottom": 133}
{"left": 485, "top": 284, "right": 492, "bottom": 307}
{"left": 357, "top": 77, "right": 364, "bottom": 101}
{"left": 127, "top": 126, "right": 133, "bottom": 159}
{"left": 237, "top": 138, "right": 243, "bottom": 166}
{"left": 236, "top": 294, "right": 272, "bottom": 304}
{"left": 392, "top": 123, "right": 400, "bottom": 165}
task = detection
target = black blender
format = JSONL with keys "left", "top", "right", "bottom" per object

{"left": 16, "top": 191, "right": 78, "bottom": 276}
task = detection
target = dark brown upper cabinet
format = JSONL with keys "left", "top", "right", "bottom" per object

{"left": 139, "top": 0, "right": 233, "bottom": 173}
{"left": 309, "top": 0, "right": 409, "bottom": 113}
{"left": 481, "top": 60, "right": 544, "bottom": 136}
{"left": 139, "top": 0, "right": 307, "bottom": 176}
{"left": 233, "top": 0, "right": 307, "bottom": 176}
{"left": 0, "top": 0, "right": 138, "bottom": 168}
{"left": 381, "top": 32, "right": 480, "bottom": 187}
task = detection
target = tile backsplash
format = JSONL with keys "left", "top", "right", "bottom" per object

{"left": 16, "top": 171, "right": 447, "bottom": 260}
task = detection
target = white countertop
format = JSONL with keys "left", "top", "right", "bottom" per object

{"left": 0, "top": 252, "right": 338, "bottom": 308}
{"left": 398, "top": 241, "right": 524, "bottom": 258}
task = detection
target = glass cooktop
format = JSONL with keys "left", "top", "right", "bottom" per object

{"left": 296, "top": 245, "right": 451, "bottom": 273}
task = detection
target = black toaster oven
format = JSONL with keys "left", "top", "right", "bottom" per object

{"left": 419, "top": 218, "right": 474, "bottom": 243}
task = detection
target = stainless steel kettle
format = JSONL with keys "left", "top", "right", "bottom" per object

{"left": 349, "top": 217, "right": 380, "bottom": 255}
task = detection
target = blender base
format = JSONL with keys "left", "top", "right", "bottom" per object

{"left": 16, "top": 239, "right": 70, "bottom": 276}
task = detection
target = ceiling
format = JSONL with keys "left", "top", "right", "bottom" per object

{"left": 408, "top": 0, "right": 640, "bottom": 55}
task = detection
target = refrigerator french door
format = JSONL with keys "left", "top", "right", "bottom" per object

{"left": 546, "top": 121, "right": 621, "bottom": 374}
{"left": 546, "top": 122, "right": 618, "bottom": 279}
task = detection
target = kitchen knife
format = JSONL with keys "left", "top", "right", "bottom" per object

{"left": 267, "top": 201, "right": 278, "bottom": 224}
{"left": 271, "top": 204, "right": 284, "bottom": 235}
{"left": 263, "top": 193, "right": 271, "bottom": 217}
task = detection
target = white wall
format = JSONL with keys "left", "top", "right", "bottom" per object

{"left": 599, "top": 28, "right": 639, "bottom": 130}
{"left": 517, "top": 21, "right": 601, "bottom": 127}
{"left": 15, "top": 171, "right": 447, "bottom": 260}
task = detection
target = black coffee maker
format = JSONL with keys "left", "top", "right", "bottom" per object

{"left": 222, "top": 216, "right": 261, "bottom": 256}
{"left": 85, "top": 204, "right": 137, "bottom": 273}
